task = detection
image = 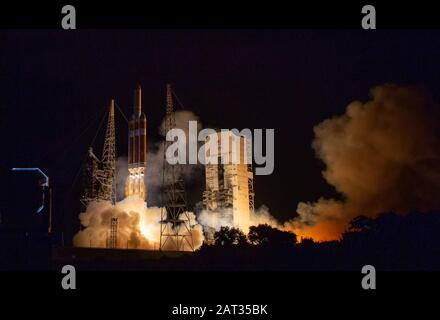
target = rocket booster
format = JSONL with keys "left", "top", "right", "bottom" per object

{"left": 128, "top": 85, "right": 147, "bottom": 167}
{"left": 125, "top": 85, "right": 147, "bottom": 200}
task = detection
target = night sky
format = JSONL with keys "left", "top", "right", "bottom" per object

{"left": 2, "top": 30, "right": 440, "bottom": 242}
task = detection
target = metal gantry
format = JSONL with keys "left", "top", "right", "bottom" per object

{"left": 159, "top": 84, "right": 194, "bottom": 252}
{"left": 109, "top": 217, "right": 118, "bottom": 249}
{"left": 81, "top": 100, "right": 117, "bottom": 207}
{"left": 100, "top": 99, "right": 117, "bottom": 204}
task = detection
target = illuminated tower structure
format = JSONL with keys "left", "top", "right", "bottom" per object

{"left": 81, "top": 99, "right": 117, "bottom": 207}
{"left": 202, "top": 131, "right": 254, "bottom": 229}
{"left": 125, "top": 85, "right": 147, "bottom": 200}
{"left": 101, "top": 99, "right": 117, "bottom": 204}
{"left": 159, "top": 84, "right": 194, "bottom": 251}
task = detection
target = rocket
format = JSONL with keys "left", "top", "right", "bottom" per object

{"left": 128, "top": 85, "right": 147, "bottom": 167}
{"left": 125, "top": 84, "right": 147, "bottom": 200}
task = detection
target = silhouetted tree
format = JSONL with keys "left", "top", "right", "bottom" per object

{"left": 297, "top": 238, "right": 315, "bottom": 248}
{"left": 248, "top": 224, "right": 297, "bottom": 247}
{"left": 347, "top": 215, "right": 373, "bottom": 232}
{"left": 214, "top": 226, "right": 248, "bottom": 247}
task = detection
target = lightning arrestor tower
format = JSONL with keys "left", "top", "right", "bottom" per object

{"left": 100, "top": 99, "right": 117, "bottom": 204}
{"left": 159, "top": 84, "right": 194, "bottom": 251}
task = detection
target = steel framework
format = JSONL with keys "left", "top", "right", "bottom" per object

{"left": 159, "top": 84, "right": 194, "bottom": 251}
{"left": 108, "top": 217, "right": 118, "bottom": 248}
{"left": 100, "top": 99, "right": 117, "bottom": 204}
{"left": 81, "top": 100, "right": 117, "bottom": 207}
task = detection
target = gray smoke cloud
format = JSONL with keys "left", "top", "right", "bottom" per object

{"left": 289, "top": 84, "right": 440, "bottom": 241}
{"left": 146, "top": 110, "right": 203, "bottom": 205}
{"left": 116, "top": 156, "right": 128, "bottom": 201}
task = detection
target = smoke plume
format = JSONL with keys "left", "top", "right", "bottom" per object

{"left": 146, "top": 110, "right": 203, "bottom": 206}
{"left": 198, "top": 205, "right": 282, "bottom": 234}
{"left": 116, "top": 156, "right": 128, "bottom": 200}
{"left": 73, "top": 196, "right": 204, "bottom": 250}
{"left": 289, "top": 84, "right": 440, "bottom": 241}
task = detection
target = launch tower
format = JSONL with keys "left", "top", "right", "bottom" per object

{"left": 81, "top": 100, "right": 117, "bottom": 207}
{"left": 159, "top": 84, "right": 194, "bottom": 251}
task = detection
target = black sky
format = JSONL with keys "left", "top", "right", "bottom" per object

{"left": 1, "top": 30, "right": 440, "bottom": 241}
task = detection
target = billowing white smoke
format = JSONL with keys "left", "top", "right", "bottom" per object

{"left": 115, "top": 156, "right": 128, "bottom": 200}
{"left": 198, "top": 205, "right": 282, "bottom": 234}
{"left": 73, "top": 195, "right": 204, "bottom": 250}
{"left": 146, "top": 110, "right": 203, "bottom": 205}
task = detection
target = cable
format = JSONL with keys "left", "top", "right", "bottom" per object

{"left": 172, "top": 88, "right": 186, "bottom": 110}
{"left": 90, "top": 108, "right": 108, "bottom": 148}
{"left": 66, "top": 149, "right": 89, "bottom": 197}
{"left": 53, "top": 104, "right": 108, "bottom": 169}
{"left": 65, "top": 105, "right": 108, "bottom": 200}
{"left": 115, "top": 101, "right": 129, "bottom": 123}
{"left": 35, "top": 103, "right": 107, "bottom": 165}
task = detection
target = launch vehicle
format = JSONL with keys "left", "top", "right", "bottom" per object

{"left": 125, "top": 85, "right": 147, "bottom": 200}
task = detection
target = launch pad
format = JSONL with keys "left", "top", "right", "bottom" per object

{"left": 159, "top": 84, "right": 194, "bottom": 252}
{"left": 79, "top": 84, "right": 195, "bottom": 252}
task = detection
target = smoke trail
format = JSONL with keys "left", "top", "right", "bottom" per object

{"left": 288, "top": 84, "right": 440, "bottom": 241}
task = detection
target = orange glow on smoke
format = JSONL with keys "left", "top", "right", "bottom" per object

{"left": 291, "top": 220, "right": 347, "bottom": 243}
